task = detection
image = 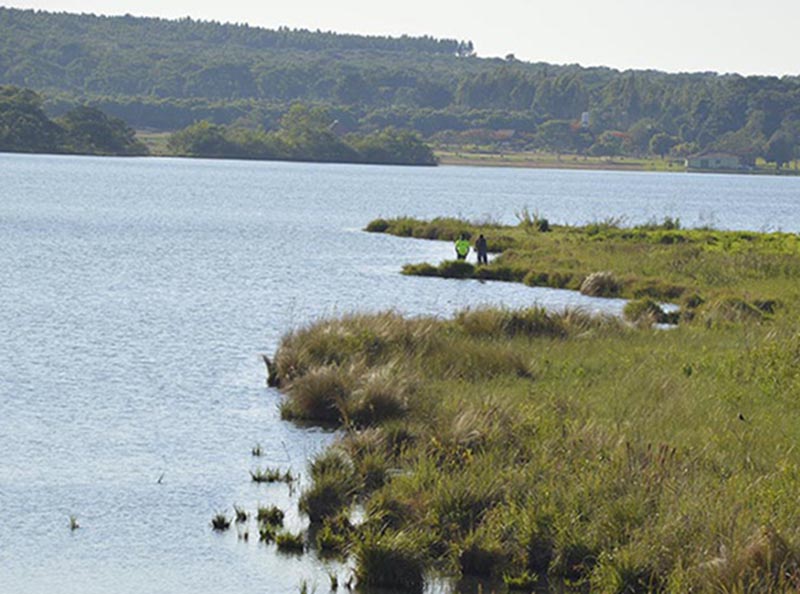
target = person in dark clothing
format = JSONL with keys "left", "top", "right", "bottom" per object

{"left": 476, "top": 234, "right": 488, "bottom": 265}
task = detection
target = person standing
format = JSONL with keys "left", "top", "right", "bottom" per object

{"left": 455, "top": 234, "right": 470, "bottom": 260}
{"left": 476, "top": 234, "right": 488, "bottom": 265}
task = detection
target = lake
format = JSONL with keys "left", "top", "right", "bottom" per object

{"left": 1, "top": 153, "right": 798, "bottom": 594}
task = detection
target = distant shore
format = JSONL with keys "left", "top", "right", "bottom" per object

{"left": 436, "top": 149, "right": 800, "bottom": 175}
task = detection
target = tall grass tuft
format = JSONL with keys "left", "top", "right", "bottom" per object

{"left": 256, "top": 505, "right": 285, "bottom": 526}
{"left": 299, "top": 450, "right": 357, "bottom": 523}
{"left": 579, "top": 271, "right": 622, "bottom": 297}
{"left": 275, "top": 530, "right": 305, "bottom": 553}
{"left": 281, "top": 364, "right": 352, "bottom": 423}
{"left": 354, "top": 529, "right": 427, "bottom": 592}
{"left": 211, "top": 513, "right": 231, "bottom": 531}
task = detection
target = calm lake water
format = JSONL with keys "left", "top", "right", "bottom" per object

{"left": 1, "top": 153, "right": 799, "bottom": 594}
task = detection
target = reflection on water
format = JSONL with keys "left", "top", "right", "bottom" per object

{"left": 2, "top": 153, "right": 797, "bottom": 593}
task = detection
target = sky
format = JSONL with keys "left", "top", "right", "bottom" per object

{"left": 5, "top": 0, "right": 799, "bottom": 76}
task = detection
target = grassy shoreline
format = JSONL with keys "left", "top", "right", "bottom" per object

{"left": 265, "top": 218, "right": 800, "bottom": 592}
{"left": 435, "top": 149, "right": 800, "bottom": 175}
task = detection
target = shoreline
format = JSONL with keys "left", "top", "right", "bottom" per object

{"left": 436, "top": 150, "right": 800, "bottom": 175}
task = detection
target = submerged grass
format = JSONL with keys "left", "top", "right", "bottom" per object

{"left": 269, "top": 294, "right": 800, "bottom": 591}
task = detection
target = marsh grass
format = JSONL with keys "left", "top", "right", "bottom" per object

{"left": 354, "top": 529, "right": 426, "bottom": 591}
{"left": 275, "top": 530, "right": 305, "bottom": 553}
{"left": 299, "top": 450, "right": 357, "bottom": 523}
{"left": 211, "top": 513, "right": 231, "bottom": 531}
{"left": 69, "top": 515, "right": 80, "bottom": 531}
{"left": 256, "top": 505, "right": 284, "bottom": 526}
{"left": 271, "top": 301, "right": 800, "bottom": 591}
{"left": 233, "top": 505, "right": 248, "bottom": 523}
{"left": 250, "top": 467, "right": 294, "bottom": 484}
{"left": 372, "top": 216, "right": 800, "bottom": 311}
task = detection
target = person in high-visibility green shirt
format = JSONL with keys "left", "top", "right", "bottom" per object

{"left": 455, "top": 234, "right": 470, "bottom": 260}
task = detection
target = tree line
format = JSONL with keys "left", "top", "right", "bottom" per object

{"left": 167, "top": 104, "right": 437, "bottom": 165}
{"left": 0, "top": 86, "right": 147, "bottom": 155}
{"left": 1, "top": 7, "right": 800, "bottom": 164}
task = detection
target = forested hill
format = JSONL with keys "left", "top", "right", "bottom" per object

{"left": 2, "top": 7, "right": 800, "bottom": 164}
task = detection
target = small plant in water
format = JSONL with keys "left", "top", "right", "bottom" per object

{"left": 69, "top": 515, "right": 80, "bottom": 531}
{"left": 211, "top": 513, "right": 231, "bottom": 531}
{"left": 328, "top": 572, "right": 338, "bottom": 591}
{"left": 256, "top": 505, "right": 285, "bottom": 526}
{"left": 259, "top": 523, "right": 277, "bottom": 543}
{"left": 251, "top": 443, "right": 264, "bottom": 457}
{"left": 250, "top": 467, "right": 295, "bottom": 484}
{"left": 234, "top": 505, "right": 249, "bottom": 523}
{"left": 276, "top": 530, "right": 305, "bottom": 553}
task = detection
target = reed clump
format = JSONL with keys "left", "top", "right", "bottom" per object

{"left": 299, "top": 450, "right": 358, "bottom": 523}
{"left": 354, "top": 529, "right": 427, "bottom": 592}
{"left": 250, "top": 467, "right": 294, "bottom": 484}
{"left": 211, "top": 513, "right": 231, "bottom": 532}
{"left": 256, "top": 505, "right": 284, "bottom": 526}
{"left": 275, "top": 530, "right": 305, "bottom": 553}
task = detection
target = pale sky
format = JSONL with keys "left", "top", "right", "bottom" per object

{"left": 5, "top": 0, "right": 799, "bottom": 76}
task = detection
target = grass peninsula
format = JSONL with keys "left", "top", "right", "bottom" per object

{"left": 265, "top": 216, "right": 800, "bottom": 592}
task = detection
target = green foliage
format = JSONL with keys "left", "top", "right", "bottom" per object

{"left": 3, "top": 8, "right": 800, "bottom": 162}
{"left": 354, "top": 529, "right": 426, "bottom": 592}
{"left": 56, "top": 105, "right": 147, "bottom": 155}
{"left": 0, "top": 85, "right": 146, "bottom": 155}
{"left": 256, "top": 505, "right": 285, "bottom": 526}
{"left": 167, "top": 107, "right": 435, "bottom": 165}
{"left": 275, "top": 530, "right": 305, "bottom": 553}
{"left": 299, "top": 451, "right": 358, "bottom": 523}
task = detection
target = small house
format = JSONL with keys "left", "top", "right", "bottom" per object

{"left": 685, "top": 152, "right": 742, "bottom": 171}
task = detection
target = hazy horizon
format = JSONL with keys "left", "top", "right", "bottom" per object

{"left": 3, "top": 0, "right": 799, "bottom": 77}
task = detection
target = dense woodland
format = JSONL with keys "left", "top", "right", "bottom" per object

{"left": 0, "top": 85, "right": 147, "bottom": 155}
{"left": 1, "top": 7, "right": 800, "bottom": 163}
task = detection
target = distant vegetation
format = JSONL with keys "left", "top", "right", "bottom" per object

{"left": 0, "top": 85, "right": 147, "bottom": 155}
{"left": 1, "top": 7, "right": 799, "bottom": 166}
{"left": 167, "top": 104, "right": 436, "bottom": 165}
{"left": 366, "top": 215, "right": 795, "bottom": 316}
